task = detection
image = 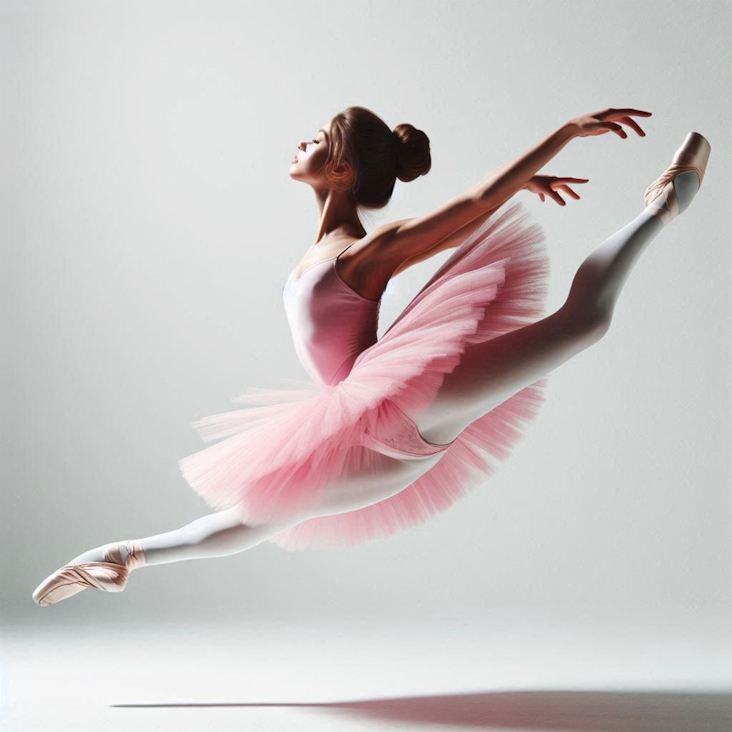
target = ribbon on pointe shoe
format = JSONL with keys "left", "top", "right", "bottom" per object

{"left": 643, "top": 163, "right": 703, "bottom": 226}
{"left": 33, "top": 540, "right": 147, "bottom": 607}
{"left": 107, "top": 540, "right": 148, "bottom": 571}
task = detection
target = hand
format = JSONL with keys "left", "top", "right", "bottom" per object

{"left": 567, "top": 107, "right": 652, "bottom": 139}
{"left": 524, "top": 175, "right": 589, "bottom": 206}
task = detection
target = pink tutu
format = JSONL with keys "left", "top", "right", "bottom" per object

{"left": 178, "top": 201, "right": 550, "bottom": 551}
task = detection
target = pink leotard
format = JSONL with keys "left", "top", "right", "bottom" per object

{"left": 283, "top": 242, "right": 380, "bottom": 387}
{"left": 283, "top": 241, "right": 451, "bottom": 459}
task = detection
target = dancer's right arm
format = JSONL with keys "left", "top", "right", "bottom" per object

{"left": 381, "top": 124, "right": 574, "bottom": 278}
{"left": 388, "top": 122, "right": 578, "bottom": 277}
{"left": 472, "top": 108, "right": 650, "bottom": 213}
{"left": 380, "top": 108, "right": 651, "bottom": 278}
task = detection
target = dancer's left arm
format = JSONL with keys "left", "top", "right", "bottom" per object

{"left": 381, "top": 107, "right": 651, "bottom": 276}
{"left": 390, "top": 173, "right": 588, "bottom": 277}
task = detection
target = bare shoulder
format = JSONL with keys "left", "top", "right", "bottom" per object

{"left": 342, "top": 187, "right": 492, "bottom": 292}
{"left": 346, "top": 219, "right": 412, "bottom": 269}
{"left": 336, "top": 219, "right": 412, "bottom": 299}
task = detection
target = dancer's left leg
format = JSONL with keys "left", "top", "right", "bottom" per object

{"left": 56, "top": 453, "right": 440, "bottom": 574}
{"left": 67, "top": 507, "right": 297, "bottom": 567}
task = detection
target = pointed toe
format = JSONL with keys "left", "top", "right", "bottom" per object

{"left": 644, "top": 131, "right": 711, "bottom": 225}
{"left": 32, "top": 561, "right": 130, "bottom": 607}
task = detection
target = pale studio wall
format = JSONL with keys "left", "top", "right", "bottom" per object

{"left": 3, "top": 0, "right": 730, "bottom": 647}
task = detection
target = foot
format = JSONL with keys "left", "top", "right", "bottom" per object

{"left": 32, "top": 540, "right": 147, "bottom": 607}
{"left": 643, "top": 131, "right": 711, "bottom": 226}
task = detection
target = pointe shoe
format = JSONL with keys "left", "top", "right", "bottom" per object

{"left": 32, "top": 540, "right": 147, "bottom": 607}
{"left": 644, "top": 131, "right": 711, "bottom": 226}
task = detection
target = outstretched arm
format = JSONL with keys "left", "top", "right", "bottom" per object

{"left": 380, "top": 108, "right": 651, "bottom": 277}
{"left": 472, "top": 122, "right": 577, "bottom": 212}
{"left": 390, "top": 172, "right": 592, "bottom": 277}
{"left": 385, "top": 125, "right": 575, "bottom": 278}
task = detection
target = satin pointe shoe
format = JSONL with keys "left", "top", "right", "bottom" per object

{"left": 32, "top": 540, "right": 147, "bottom": 607}
{"left": 643, "top": 131, "right": 711, "bottom": 226}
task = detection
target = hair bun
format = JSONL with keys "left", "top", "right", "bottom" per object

{"left": 392, "top": 123, "right": 431, "bottom": 183}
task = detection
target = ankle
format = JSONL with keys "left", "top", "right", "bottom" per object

{"left": 671, "top": 170, "right": 701, "bottom": 214}
{"left": 122, "top": 540, "right": 148, "bottom": 571}
{"left": 66, "top": 539, "right": 147, "bottom": 570}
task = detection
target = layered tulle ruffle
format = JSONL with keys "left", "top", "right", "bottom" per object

{"left": 178, "top": 200, "right": 551, "bottom": 550}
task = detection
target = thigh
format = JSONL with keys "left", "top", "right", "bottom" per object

{"left": 310, "top": 449, "right": 446, "bottom": 518}
{"left": 413, "top": 307, "right": 607, "bottom": 445}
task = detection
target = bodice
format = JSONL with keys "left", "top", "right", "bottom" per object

{"left": 282, "top": 252, "right": 381, "bottom": 386}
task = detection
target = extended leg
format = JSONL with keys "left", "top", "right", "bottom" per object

{"left": 414, "top": 172, "right": 700, "bottom": 446}
{"left": 65, "top": 450, "right": 443, "bottom": 571}
{"left": 66, "top": 508, "right": 297, "bottom": 567}
{"left": 128, "top": 509, "right": 297, "bottom": 566}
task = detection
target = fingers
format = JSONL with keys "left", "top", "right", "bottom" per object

{"left": 601, "top": 108, "right": 651, "bottom": 137}
{"left": 556, "top": 184, "right": 580, "bottom": 200}
{"left": 602, "top": 118, "right": 649, "bottom": 138}
{"left": 535, "top": 177, "right": 588, "bottom": 205}
{"left": 597, "top": 121, "right": 627, "bottom": 138}
{"left": 599, "top": 108, "right": 653, "bottom": 119}
{"left": 588, "top": 108, "right": 651, "bottom": 139}
{"left": 546, "top": 189, "right": 566, "bottom": 205}
{"left": 609, "top": 108, "right": 652, "bottom": 117}
{"left": 617, "top": 116, "right": 647, "bottom": 136}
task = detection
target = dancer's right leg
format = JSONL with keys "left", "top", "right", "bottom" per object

{"left": 412, "top": 167, "right": 704, "bottom": 446}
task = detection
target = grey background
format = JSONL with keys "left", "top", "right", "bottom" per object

{"left": 3, "top": 0, "right": 730, "bottom": 659}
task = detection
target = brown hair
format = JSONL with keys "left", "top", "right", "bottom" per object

{"left": 323, "top": 106, "right": 431, "bottom": 210}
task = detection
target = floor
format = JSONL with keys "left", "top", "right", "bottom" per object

{"left": 3, "top": 618, "right": 731, "bottom": 732}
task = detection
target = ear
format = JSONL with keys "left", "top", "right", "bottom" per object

{"left": 329, "top": 160, "right": 354, "bottom": 186}
{"left": 331, "top": 160, "right": 350, "bottom": 175}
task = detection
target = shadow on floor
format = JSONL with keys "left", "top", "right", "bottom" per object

{"left": 112, "top": 688, "right": 732, "bottom": 731}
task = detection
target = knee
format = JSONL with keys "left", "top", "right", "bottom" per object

{"left": 587, "top": 306, "right": 612, "bottom": 342}
{"left": 563, "top": 275, "right": 614, "bottom": 344}
{"left": 570, "top": 303, "right": 612, "bottom": 345}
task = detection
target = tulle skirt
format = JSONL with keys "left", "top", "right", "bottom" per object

{"left": 178, "top": 200, "right": 551, "bottom": 551}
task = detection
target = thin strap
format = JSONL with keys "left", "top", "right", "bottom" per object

{"left": 290, "top": 238, "right": 362, "bottom": 284}
{"left": 335, "top": 238, "right": 361, "bottom": 262}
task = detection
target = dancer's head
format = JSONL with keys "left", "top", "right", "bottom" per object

{"left": 289, "top": 106, "right": 431, "bottom": 212}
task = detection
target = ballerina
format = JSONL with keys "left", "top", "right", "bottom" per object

{"left": 32, "top": 105, "right": 711, "bottom": 607}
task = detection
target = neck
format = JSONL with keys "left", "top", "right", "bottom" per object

{"left": 311, "top": 186, "right": 367, "bottom": 246}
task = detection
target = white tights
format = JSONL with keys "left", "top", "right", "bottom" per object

{"left": 69, "top": 172, "right": 701, "bottom": 570}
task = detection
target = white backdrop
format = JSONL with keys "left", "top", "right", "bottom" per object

{"left": 3, "top": 0, "right": 730, "bottom": 662}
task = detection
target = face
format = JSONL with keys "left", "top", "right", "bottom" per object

{"left": 289, "top": 120, "right": 351, "bottom": 190}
